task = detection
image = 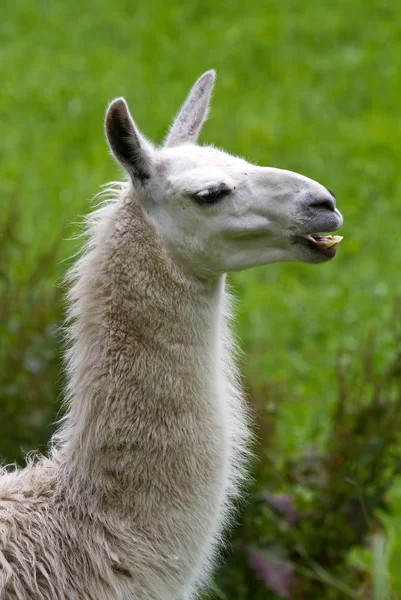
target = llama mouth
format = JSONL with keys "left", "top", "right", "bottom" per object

{"left": 305, "top": 233, "right": 343, "bottom": 249}
{"left": 302, "top": 233, "right": 343, "bottom": 257}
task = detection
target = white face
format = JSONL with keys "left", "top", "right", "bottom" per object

{"left": 105, "top": 71, "right": 343, "bottom": 278}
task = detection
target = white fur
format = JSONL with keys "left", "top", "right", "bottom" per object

{"left": 0, "top": 71, "right": 342, "bottom": 599}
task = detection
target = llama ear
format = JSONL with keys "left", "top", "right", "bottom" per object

{"left": 164, "top": 70, "right": 216, "bottom": 148}
{"left": 105, "top": 98, "right": 153, "bottom": 183}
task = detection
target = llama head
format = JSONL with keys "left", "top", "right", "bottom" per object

{"left": 105, "top": 71, "right": 343, "bottom": 277}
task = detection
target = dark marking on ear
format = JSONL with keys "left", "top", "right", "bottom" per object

{"left": 105, "top": 98, "right": 151, "bottom": 183}
{"left": 327, "top": 189, "right": 336, "bottom": 200}
{"left": 106, "top": 106, "right": 137, "bottom": 166}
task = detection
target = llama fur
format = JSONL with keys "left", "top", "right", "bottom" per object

{"left": 0, "top": 70, "right": 343, "bottom": 600}
{"left": 1, "top": 187, "right": 247, "bottom": 600}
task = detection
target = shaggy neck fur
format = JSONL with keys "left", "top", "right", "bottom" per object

{"left": 52, "top": 183, "right": 249, "bottom": 595}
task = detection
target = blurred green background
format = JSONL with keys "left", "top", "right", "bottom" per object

{"left": 2, "top": 0, "right": 401, "bottom": 597}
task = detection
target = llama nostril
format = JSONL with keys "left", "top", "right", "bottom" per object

{"left": 309, "top": 196, "right": 336, "bottom": 212}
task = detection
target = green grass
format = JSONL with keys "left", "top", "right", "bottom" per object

{"left": 2, "top": 0, "right": 401, "bottom": 595}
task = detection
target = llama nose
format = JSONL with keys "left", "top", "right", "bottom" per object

{"left": 307, "top": 190, "right": 336, "bottom": 212}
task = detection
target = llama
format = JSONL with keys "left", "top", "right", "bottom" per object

{"left": 0, "top": 70, "right": 343, "bottom": 600}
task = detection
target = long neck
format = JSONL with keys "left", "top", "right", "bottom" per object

{"left": 54, "top": 190, "right": 232, "bottom": 521}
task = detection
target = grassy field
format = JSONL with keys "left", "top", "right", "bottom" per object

{"left": 2, "top": 0, "right": 401, "bottom": 596}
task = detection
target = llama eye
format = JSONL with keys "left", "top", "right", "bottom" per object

{"left": 193, "top": 186, "right": 231, "bottom": 205}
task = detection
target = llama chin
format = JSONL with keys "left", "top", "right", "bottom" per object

{"left": 0, "top": 70, "right": 342, "bottom": 600}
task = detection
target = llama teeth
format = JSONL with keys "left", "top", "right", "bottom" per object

{"left": 314, "top": 235, "right": 343, "bottom": 249}
{"left": 323, "top": 236, "right": 343, "bottom": 249}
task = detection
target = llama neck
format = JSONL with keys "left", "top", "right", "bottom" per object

{"left": 55, "top": 190, "right": 234, "bottom": 518}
